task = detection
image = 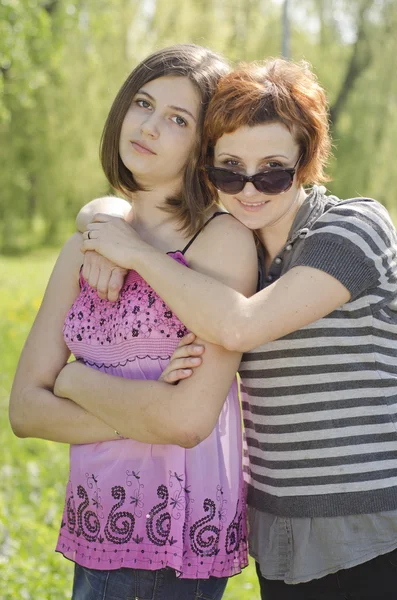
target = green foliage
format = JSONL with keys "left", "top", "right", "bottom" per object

{"left": 0, "top": 249, "right": 260, "bottom": 598}
{"left": 1, "top": 0, "right": 397, "bottom": 252}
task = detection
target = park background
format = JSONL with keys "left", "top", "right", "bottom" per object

{"left": 1, "top": 0, "right": 397, "bottom": 597}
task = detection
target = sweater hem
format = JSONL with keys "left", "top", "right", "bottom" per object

{"left": 247, "top": 484, "right": 397, "bottom": 518}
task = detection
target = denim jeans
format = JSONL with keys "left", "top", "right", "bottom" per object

{"left": 256, "top": 547, "right": 397, "bottom": 599}
{"left": 72, "top": 564, "right": 228, "bottom": 600}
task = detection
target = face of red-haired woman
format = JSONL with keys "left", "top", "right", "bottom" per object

{"left": 213, "top": 122, "right": 306, "bottom": 239}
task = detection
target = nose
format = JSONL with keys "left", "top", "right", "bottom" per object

{"left": 140, "top": 114, "right": 160, "bottom": 139}
{"left": 242, "top": 181, "right": 258, "bottom": 197}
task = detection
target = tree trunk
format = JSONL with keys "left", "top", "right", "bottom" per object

{"left": 330, "top": 0, "right": 374, "bottom": 127}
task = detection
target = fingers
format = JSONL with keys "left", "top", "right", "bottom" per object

{"left": 83, "top": 228, "right": 99, "bottom": 241}
{"left": 169, "top": 356, "right": 203, "bottom": 371}
{"left": 108, "top": 269, "right": 126, "bottom": 302}
{"left": 97, "top": 267, "right": 112, "bottom": 301}
{"left": 81, "top": 223, "right": 102, "bottom": 247}
{"left": 81, "top": 250, "right": 101, "bottom": 289}
{"left": 159, "top": 333, "right": 204, "bottom": 385}
{"left": 81, "top": 221, "right": 106, "bottom": 251}
{"left": 81, "top": 251, "right": 126, "bottom": 301}
{"left": 81, "top": 238, "right": 97, "bottom": 253}
{"left": 176, "top": 332, "right": 198, "bottom": 348}
{"left": 160, "top": 354, "right": 203, "bottom": 385}
{"left": 82, "top": 251, "right": 94, "bottom": 282}
{"left": 86, "top": 223, "right": 102, "bottom": 233}
{"left": 87, "top": 261, "right": 100, "bottom": 290}
{"left": 172, "top": 337, "right": 205, "bottom": 361}
{"left": 161, "top": 368, "right": 194, "bottom": 384}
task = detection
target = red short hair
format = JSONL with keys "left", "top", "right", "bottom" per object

{"left": 202, "top": 58, "right": 331, "bottom": 186}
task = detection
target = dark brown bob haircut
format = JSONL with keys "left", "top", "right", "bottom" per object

{"left": 202, "top": 58, "right": 332, "bottom": 190}
{"left": 101, "top": 44, "right": 229, "bottom": 235}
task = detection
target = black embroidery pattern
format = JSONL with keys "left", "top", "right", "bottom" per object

{"left": 104, "top": 486, "right": 135, "bottom": 544}
{"left": 61, "top": 479, "right": 247, "bottom": 567}
{"left": 126, "top": 470, "right": 144, "bottom": 518}
{"left": 189, "top": 498, "right": 220, "bottom": 557}
{"left": 169, "top": 471, "right": 188, "bottom": 520}
{"left": 225, "top": 501, "right": 245, "bottom": 555}
{"left": 86, "top": 472, "right": 104, "bottom": 520}
{"left": 76, "top": 485, "right": 100, "bottom": 542}
{"left": 146, "top": 484, "right": 171, "bottom": 546}
{"left": 63, "top": 271, "right": 188, "bottom": 348}
{"left": 66, "top": 489, "right": 76, "bottom": 534}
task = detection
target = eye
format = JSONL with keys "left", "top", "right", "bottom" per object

{"left": 265, "top": 160, "right": 283, "bottom": 169}
{"left": 222, "top": 159, "right": 240, "bottom": 168}
{"left": 171, "top": 115, "right": 187, "bottom": 127}
{"left": 135, "top": 99, "right": 151, "bottom": 109}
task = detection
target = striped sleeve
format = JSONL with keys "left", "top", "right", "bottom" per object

{"left": 293, "top": 198, "right": 397, "bottom": 300}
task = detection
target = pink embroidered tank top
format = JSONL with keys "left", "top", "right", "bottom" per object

{"left": 56, "top": 217, "right": 248, "bottom": 579}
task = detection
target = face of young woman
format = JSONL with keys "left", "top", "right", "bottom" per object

{"left": 213, "top": 122, "right": 303, "bottom": 233}
{"left": 119, "top": 75, "right": 200, "bottom": 188}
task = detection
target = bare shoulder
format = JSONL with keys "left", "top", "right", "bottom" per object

{"left": 76, "top": 196, "right": 132, "bottom": 232}
{"left": 41, "top": 233, "right": 85, "bottom": 298}
{"left": 193, "top": 212, "right": 256, "bottom": 254}
{"left": 204, "top": 211, "right": 254, "bottom": 239}
{"left": 57, "top": 232, "right": 85, "bottom": 278}
{"left": 186, "top": 213, "right": 258, "bottom": 296}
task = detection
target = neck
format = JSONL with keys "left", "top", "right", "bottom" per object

{"left": 257, "top": 187, "right": 307, "bottom": 266}
{"left": 131, "top": 179, "right": 181, "bottom": 234}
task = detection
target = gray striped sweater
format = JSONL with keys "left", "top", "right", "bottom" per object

{"left": 240, "top": 188, "right": 397, "bottom": 518}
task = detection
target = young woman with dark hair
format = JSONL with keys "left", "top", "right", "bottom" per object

{"left": 81, "top": 58, "right": 397, "bottom": 599}
{"left": 9, "top": 45, "right": 257, "bottom": 600}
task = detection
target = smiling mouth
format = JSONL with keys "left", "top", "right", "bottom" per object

{"left": 130, "top": 141, "right": 156, "bottom": 155}
{"left": 238, "top": 198, "right": 269, "bottom": 208}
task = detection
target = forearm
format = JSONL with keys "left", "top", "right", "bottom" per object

{"left": 132, "top": 244, "right": 248, "bottom": 348}
{"left": 10, "top": 385, "right": 119, "bottom": 444}
{"left": 57, "top": 362, "right": 192, "bottom": 446}
{"left": 130, "top": 249, "right": 351, "bottom": 354}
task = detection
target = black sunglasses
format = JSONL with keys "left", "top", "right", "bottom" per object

{"left": 205, "top": 155, "right": 301, "bottom": 195}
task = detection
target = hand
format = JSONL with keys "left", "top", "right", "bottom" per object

{"left": 82, "top": 250, "right": 127, "bottom": 302}
{"left": 159, "top": 333, "right": 205, "bottom": 384}
{"left": 82, "top": 214, "right": 146, "bottom": 270}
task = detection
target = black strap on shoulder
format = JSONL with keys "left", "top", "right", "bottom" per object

{"left": 181, "top": 211, "right": 230, "bottom": 255}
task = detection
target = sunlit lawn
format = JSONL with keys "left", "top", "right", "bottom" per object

{"left": 0, "top": 248, "right": 259, "bottom": 599}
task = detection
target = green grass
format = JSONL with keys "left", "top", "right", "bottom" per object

{"left": 0, "top": 248, "right": 260, "bottom": 599}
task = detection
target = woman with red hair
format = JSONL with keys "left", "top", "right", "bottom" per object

{"left": 79, "top": 58, "right": 397, "bottom": 598}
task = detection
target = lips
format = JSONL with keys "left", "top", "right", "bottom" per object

{"left": 237, "top": 198, "right": 270, "bottom": 211}
{"left": 130, "top": 141, "right": 156, "bottom": 155}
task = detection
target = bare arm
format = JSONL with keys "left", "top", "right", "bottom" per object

{"left": 132, "top": 253, "right": 350, "bottom": 352}
{"left": 55, "top": 215, "right": 258, "bottom": 447}
{"left": 82, "top": 215, "right": 351, "bottom": 352}
{"left": 9, "top": 234, "right": 121, "bottom": 444}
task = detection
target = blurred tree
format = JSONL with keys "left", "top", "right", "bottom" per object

{"left": 328, "top": 0, "right": 397, "bottom": 204}
{"left": 1, "top": 0, "right": 396, "bottom": 251}
{"left": 330, "top": 0, "right": 376, "bottom": 127}
{"left": 0, "top": 0, "right": 57, "bottom": 250}
{"left": 0, "top": 0, "right": 133, "bottom": 251}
